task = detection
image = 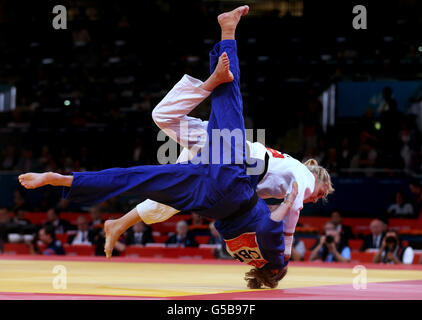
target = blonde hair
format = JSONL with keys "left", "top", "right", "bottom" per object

{"left": 303, "top": 158, "right": 334, "bottom": 201}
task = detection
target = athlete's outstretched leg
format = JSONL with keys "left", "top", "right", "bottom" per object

{"left": 207, "top": 5, "right": 249, "bottom": 74}
{"left": 219, "top": 5, "right": 249, "bottom": 41}
{"left": 199, "top": 53, "right": 233, "bottom": 92}
{"left": 199, "top": 6, "right": 249, "bottom": 168}
{"left": 104, "top": 208, "right": 141, "bottom": 258}
{"left": 18, "top": 171, "right": 139, "bottom": 259}
{"left": 20, "top": 164, "right": 214, "bottom": 210}
{"left": 19, "top": 172, "right": 73, "bottom": 189}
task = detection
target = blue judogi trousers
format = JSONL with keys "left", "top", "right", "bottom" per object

{"left": 63, "top": 40, "right": 258, "bottom": 221}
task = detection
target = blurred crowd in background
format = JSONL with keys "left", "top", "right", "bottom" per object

{"left": 1, "top": 0, "right": 422, "bottom": 261}
{"left": 2, "top": 203, "right": 420, "bottom": 264}
{"left": 0, "top": 0, "right": 422, "bottom": 176}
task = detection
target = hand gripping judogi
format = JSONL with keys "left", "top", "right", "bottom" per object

{"left": 62, "top": 40, "right": 290, "bottom": 270}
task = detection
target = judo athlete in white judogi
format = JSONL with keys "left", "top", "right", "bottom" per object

{"left": 136, "top": 75, "right": 333, "bottom": 262}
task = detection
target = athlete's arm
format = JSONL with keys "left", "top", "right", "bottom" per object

{"left": 270, "top": 182, "right": 298, "bottom": 222}
{"left": 281, "top": 177, "right": 309, "bottom": 259}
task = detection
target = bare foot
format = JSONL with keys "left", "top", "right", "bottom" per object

{"left": 217, "top": 5, "right": 249, "bottom": 33}
{"left": 104, "top": 219, "right": 124, "bottom": 259}
{"left": 214, "top": 52, "right": 234, "bottom": 84}
{"left": 200, "top": 52, "right": 234, "bottom": 91}
{"left": 18, "top": 172, "right": 60, "bottom": 189}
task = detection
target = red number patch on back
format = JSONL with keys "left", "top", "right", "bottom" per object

{"left": 266, "top": 148, "right": 285, "bottom": 159}
{"left": 225, "top": 232, "right": 268, "bottom": 268}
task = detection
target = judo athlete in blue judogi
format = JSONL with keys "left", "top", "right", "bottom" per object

{"left": 18, "top": 6, "right": 298, "bottom": 289}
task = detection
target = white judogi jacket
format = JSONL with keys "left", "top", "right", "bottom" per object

{"left": 136, "top": 75, "right": 315, "bottom": 256}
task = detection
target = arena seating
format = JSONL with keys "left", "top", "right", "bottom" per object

{"left": 149, "top": 235, "right": 210, "bottom": 245}
{"left": 1, "top": 211, "right": 421, "bottom": 265}
{"left": 63, "top": 244, "right": 95, "bottom": 256}
{"left": 2, "top": 243, "right": 30, "bottom": 255}
{"left": 195, "top": 235, "right": 211, "bottom": 245}
{"left": 123, "top": 246, "right": 216, "bottom": 259}
{"left": 301, "top": 238, "right": 317, "bottom": 250}
{"left": 348, "top": 239, "right": 364, "bottom": 251}
{"left": 21, "top": 211, "right": 422, "bottom": 236}
{"left": 21, "top": 212, "right": 124, "bottom": 225}
{"left": 55, "top": 233, "right": 69, "bottom": 244}
{"left": 153, "top": 235, "right": 168, "bottom": 243}
{"left": 298, "top": 216, "right": 422, "bottom": 237}
{"left": 301, "top": 238, "right": 363, "bottom": 251}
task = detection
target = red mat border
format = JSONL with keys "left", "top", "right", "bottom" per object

{"left": 2, "top": 280, "right": 422, "bottom": 300}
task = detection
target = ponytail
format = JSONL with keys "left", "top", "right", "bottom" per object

{"left": 304, "top": 159, "right": 319, "bottom": 167}
{"left": 303, "top": 158, "right": 335, "bottom": 200}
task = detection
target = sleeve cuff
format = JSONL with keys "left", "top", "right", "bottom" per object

{"left": 182, "top": 74, "right": 212, "bottom": 97}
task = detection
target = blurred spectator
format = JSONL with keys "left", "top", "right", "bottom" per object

{"left": 92, "top": 227, "right": 126, "bottom": 257}
{"left": 38, "top": 188, "right": 61, "bottom": 211}
{"left": 350, "top": 142, "right": 377, "bottom": 169}
{"left": 378, "top": 87, "right": 403, "bottom": 163}
{"left": 1, "top": 145, "right": 17, "bottom": 170}
{"left": 166, "top": 220, "right": 198, "bottom": 247}
{"left": 186, "top": 212, "right": 211, "bottom": 236}
{"left": 67, "top": 216, "right": 95, "bottom": 245}
{"left": 324, "top": 147, "right": 339, "bottom": 174}
{"left": 378, "top": 87, "right": 401, "bottom": 138}
{"left": 208, "top": 221, "right": 222, "bottom": 245}
{"left": 132, "top": 137, "right": 143, "bottom": 164}
{"left": 338, "top": 138, "right": 353, "bottom": 169}
{"left": 378, "top": 87, "right": 399, "bottom": 122}
{"left": 15, "top": 148, "right": 40, "bottom": 172}
{"left": 378, "top": 87, "right": 398, "bottom": 116}
{"left": 360, "top": 219, "right": 386, "bottom": 251}
{"left": 387, "top": 191, "right": 414, "bottom": 217}
{"left": 44, "top": 207, "right": 73, "bottom": 234}
{"left": 89, "top": 206, "right": 104, "bottom": 228}
{"left": 373, "top": 230, "right": 414, "bottom": 264}
{"left": 186, "top": 212, "right": 211, "bottom": 226}
{"left": 399, "top": 119, "right": 417, "bottom": 171}
{"left": 382, "top": 219, "right": 389, "bottom": 233}
{"left": 208, "top": 221, "right": 232, "bottom": 259}
{"left": 30, "top": 225, "right": 65, "bottom": 255}
{"left": 38, "top": 145, "right": 51, "bottom": 170}
{"left": 330, "top": 211, "right": 355, "bottom": 241}
{"left": 56, "top": 198, "right": 79, "bottom": 212}
{"left": 0, "top": 207, "right": 10, "bottom": 221}
{"left": 125, "top": 221, "right": 154, "bottom": 245}
{"left": 12, "top": 189, "right": 31, "bottom": 212}
{"left": 99, "top": 197, "right": 124, "bottom": 213}
{"left": 409, "top": 179, "right": 422, "bottom": 216}
{"left": 8, "top": 207, "right": 36, "bottom": 239}
{"left": 0, "top": 207, "right": 11, "bottom": 248}
{"left": 309, "top": 221, "right": 350, "bottom": 262}
{"left": 72, "top": 26, "right": 91, "bottom": 47}
{"left": 291, "top": 236, "right": 306, "bottom": 261}
{"left": 361, "top": 108, "right": 376, "bottom": 135}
